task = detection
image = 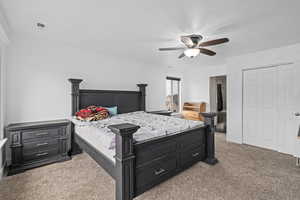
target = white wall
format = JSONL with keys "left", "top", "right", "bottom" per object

{"left": 0, "top": 7, "right": 9, "bottom": 179}
{"left": 144, "top": 65, "right": 185, "bottom": 112}
{"left": 0, "top": 44, "right": 6, "bottom": 179}
{"left": 0, "top": 45, "right": 6, "bottom": 137}
{"left": 227, "top": 43, "right": 300, "bottom": 144}
{"left": 183, "top": 64, "right": 227, "bottom": 110}
{"left": 171, "top": 43, "right": 300, "bottom": 146}
{"left": 5, "top": 36, "right": 184, "bottom": 124}
{"left": 6, "top": 33, "right": 300, "bottom": 152}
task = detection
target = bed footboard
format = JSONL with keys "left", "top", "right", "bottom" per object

{"left": 108, "top": 114, "right": 217, "bottom": 200}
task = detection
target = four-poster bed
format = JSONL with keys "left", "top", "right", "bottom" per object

{"left": 68, "top": 78, "right": 218, "bottom": 200}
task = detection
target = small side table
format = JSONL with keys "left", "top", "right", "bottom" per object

{"left": 147, "top": 110, "right": 173, "bottom": 116}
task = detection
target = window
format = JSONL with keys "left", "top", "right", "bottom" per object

{"left": 166, "top": 77, "right": 181, "bottom": 112}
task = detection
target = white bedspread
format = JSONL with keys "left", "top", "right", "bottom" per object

{"left": 73, "top": 111, "right": 204, "bottom": 162}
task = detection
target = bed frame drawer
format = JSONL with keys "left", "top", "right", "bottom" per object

{"left": 135, "top": 140, "right": 177, "bottom": 167}
{"left": 180, "top": 146, "right": 205, "bottom": 168}
{"left": 135, "top": 153, "right": 177, "bottom": 195}
{"left": 179, "top": 129, "right": 206, "bottom": 150}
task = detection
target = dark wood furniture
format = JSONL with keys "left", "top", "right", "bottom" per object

{"left": 182, "top": 102, "right": 207, "bottom": 121}
{"left": 5, "top": 119, "right": 71, "bottom": 175}
{"left": 147, "top": 110, "right": 173, "bottom": 116}
{"left": 69, "top": 78, "right": 218, "bottom": 200}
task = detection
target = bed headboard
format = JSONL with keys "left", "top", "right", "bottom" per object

{"left": 68, "top": 79, "right": 147, "bottom": 115}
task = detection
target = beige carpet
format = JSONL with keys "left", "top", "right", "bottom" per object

{"left": 1, "top": 134, "right": 300, "bottom": 200}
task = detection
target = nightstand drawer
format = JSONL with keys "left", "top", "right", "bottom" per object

{"left": 22, "top": 128, "right": 62, "bottom": 141}
{"left": 23, "top": 139, "right": 60, "bottom": 153}
{"left": 23, "top": 148, "right": 59, "bottom": 163}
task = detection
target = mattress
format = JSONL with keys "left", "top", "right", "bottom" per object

{"left": 73, "top": 111, "right": 204, "bottom": 162}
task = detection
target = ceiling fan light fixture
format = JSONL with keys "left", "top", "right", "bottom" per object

{"left": 184, "top": 48, "right": 200, "bottom": 58}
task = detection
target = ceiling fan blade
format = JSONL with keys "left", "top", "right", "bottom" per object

{"left": 180, "top": 36, "right": 194, "bottom": 48}
{"left": 158, "top": 47, "right": 185, "bottom": 51}
{"left": 199, "top": 38, "right": 229, "bottom": 47}
{"left": 178, "top": 53, "right": 185, "bottom": 59}
{"left": 199, "top": 48, "right": 216, "bottom": 56}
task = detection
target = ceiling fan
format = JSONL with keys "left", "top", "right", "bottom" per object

{"left": 158, "top": 34, "right": 229, "bottom": 59}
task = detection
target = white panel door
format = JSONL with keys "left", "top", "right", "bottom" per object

{"left": 277, "top": 64, "right": 300, "bottom": 155}
{"left": 243, "top": 63, "right": 300, "bottom": 155}
{"left": 243, "top": 69, "right": 259, "bottom": 147}
{"left": 243, "top": 67, "right": 278, "bottom": 151}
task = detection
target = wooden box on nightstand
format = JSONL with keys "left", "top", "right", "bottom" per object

{"left": 5, "top": 119, "right": 71, "bottom": 175}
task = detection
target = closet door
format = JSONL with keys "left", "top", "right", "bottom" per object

{"left": 243, "top": 67, "right": 278, "bottom": 151}
{"left": 243, "top": 69, "right": 259, "bottom": 147}
{"left": 243, "top": 63, "right": 300, "bottom": 155}
{"left": 277, "top": 64, "right": 300, "bottom": 155}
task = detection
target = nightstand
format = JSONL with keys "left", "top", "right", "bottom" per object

{"left": 5, "top": 119, "right": 71, "bottom": 175}
{"left": 148, "top": 110, "right": 173, "bottom": 116}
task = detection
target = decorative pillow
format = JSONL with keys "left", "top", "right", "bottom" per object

{"left": 104, "top": 106, "right": 118, "bottom": 116}
{"left": 75, "top": 106, "right": 109, "bottom": 121}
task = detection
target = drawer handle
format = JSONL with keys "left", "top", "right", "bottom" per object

{"left": 36, "top": 152, "right": 48, "bottom": 157}
{"left": 155, "top": 168, "right": 166, "bottom": 175}
{"left": 36, "top": 142, "right": 48, "bottom": 147}
{"left": 36, "top": 132, "right": 49, "bottom": 136}
{"left": 192, "top": 152, "right": 200, "bottom": 157}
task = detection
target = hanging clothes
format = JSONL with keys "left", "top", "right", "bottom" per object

{"left": 217, "top": 84, "right": 223, "bottom": 112}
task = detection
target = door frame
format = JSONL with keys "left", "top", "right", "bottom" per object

{"left": 209, "top": 75, "right": 227, "bottom": 112}
{"left": 209, "top": 75, "right": 227, "bottom": 133}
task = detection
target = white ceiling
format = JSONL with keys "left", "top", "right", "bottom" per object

{"left": 1, "top": 0, "right": 300, "bottom": 65}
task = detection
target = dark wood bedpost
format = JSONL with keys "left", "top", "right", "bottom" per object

{"left": 68, "top": 78, "right": 83, "bottom": 155}
{"left": 137, "top": 84, "right": 147, "bottom": 111}
{"left": 108, "top": 123, "right": 140, "bottom": 200}
{"left": 68, "top": 78, "right": 83, "bottom": 115}
{"left": 201, "top": 112, "right": 218, "bottom": 165}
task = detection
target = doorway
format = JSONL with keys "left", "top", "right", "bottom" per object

{"left": 210, "top": 75, "right": 227, "bottom": 133}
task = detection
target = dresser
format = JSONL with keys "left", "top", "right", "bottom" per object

{"left": 5, "top": 119, "right": 71, "bottom": 175}
{"left": 182, "top": 102, "right": 206, "bottom": 121}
